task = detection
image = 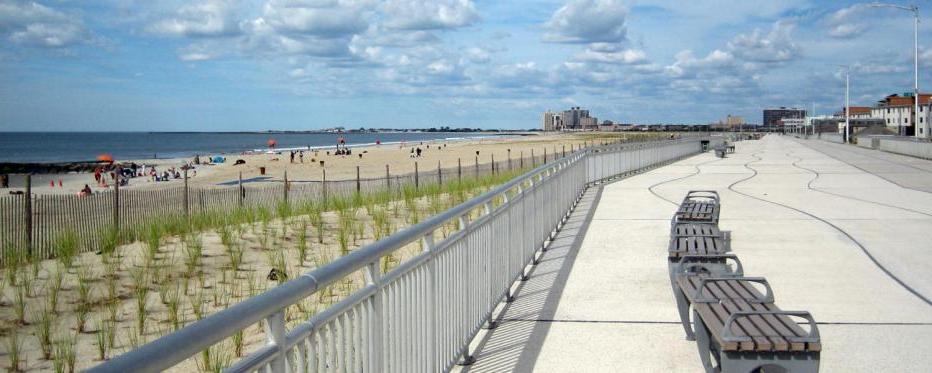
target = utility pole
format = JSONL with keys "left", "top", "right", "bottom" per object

{"left": 845, "top": 67, "right": 850, "bottom": 143}
{"left": 836, "top": 64, "right": 850, "bottom": 143}
{"left": 870, "top": 3, "right": 920, "bottom": 137}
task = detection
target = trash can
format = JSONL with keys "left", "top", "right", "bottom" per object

{"left": 259, "top": 166, "right": 266, "bottom": 175}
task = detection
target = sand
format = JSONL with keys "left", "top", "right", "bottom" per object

{"left": 4, "top": 133, "right": 633, "bottom": 196}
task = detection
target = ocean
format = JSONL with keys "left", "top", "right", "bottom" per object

{"left": 0, "top": 132, "right": 503, "bottom": 163}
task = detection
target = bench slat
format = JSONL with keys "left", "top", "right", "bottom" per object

{"left": 677, "top": 274, "right": 819, "bottom": 352}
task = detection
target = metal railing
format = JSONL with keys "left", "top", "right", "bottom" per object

{"left": 90, "top": 137, "right": 710, "bottom": 373}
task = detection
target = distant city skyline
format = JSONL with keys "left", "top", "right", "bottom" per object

{"left": 1, "top": 0, "right": 931, "bottom": 131}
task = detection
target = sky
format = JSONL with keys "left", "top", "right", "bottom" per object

{"left": 1, "top": 0, "right": 931, "bottom": 131}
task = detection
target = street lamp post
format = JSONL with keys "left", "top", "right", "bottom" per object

{"left": 837, "top": 65, "right": 850, "bottom": 143}
{"left": 871, "top": 3, "right": 920, "bottom": 137}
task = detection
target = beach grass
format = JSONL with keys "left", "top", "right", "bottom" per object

{"left": 0, "top": 158, "right": 558, "bottom": 371}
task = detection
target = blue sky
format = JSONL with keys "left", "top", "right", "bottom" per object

{"left": 1, "top": 0, "right": 931, "bottom": 131}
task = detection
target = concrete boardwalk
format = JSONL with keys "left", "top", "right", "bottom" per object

{"left": 461, "top": 135, "right": 932, "bottom": 372}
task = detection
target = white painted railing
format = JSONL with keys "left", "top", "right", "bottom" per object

{"left": 89, "top": 137, "right": 708, "bottom": 373}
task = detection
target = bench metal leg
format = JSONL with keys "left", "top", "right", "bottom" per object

{"left": 693, "top": 310, "right": 720, "bottom": 373}
{"left": 674, "top": 286, "right": 695, "bottom": 340}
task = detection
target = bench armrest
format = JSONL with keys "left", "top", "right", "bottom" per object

{"left": 683, "top": 190, "right": 720, "bottom": 203}
{"left": 693, "top": 277, "right": 774, "bottom": 304}
{"left": 675, "top": 254, "right": 744, "bottom": 277}
{"left": 722, "top": 311, "right": 820, "bottom": 344}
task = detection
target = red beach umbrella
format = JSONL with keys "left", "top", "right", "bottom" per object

{"left": 267, "top": 139, "right": 277, "bottom": 148}
{"left": 97, "top": 154, "right": 114, "bottom": 163}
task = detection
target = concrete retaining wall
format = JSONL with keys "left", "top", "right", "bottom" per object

{"left": 857, "top": 136, "right": 879, "bottom": 149}
{"left": 818, "top": 133, "right": 844, "bottom": 144}
{"left": 877, "top": 138, "right": 932, "bottom": 160}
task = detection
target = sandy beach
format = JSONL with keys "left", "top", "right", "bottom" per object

{"left": 5, "top": 133, "right": 635, "bottom": 196}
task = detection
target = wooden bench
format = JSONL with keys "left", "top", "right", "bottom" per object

{"left": 668, "top": 223, "right": 731, "bottom": 260}
{"left": 673, "top": 269, "right": 821, "bottom": 373}
{"left": 673, "top": 191, "right": 721, "bottom": 224}
{"left": 670, "top": 256, "right": 744, "bottom": 339}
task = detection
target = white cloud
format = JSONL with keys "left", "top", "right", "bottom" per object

{"left": 665, "top": 49, "right": 735, "bottom": 78}
{"left": 0, "top": 0, "right": 93, "bottom": 48}
{"left": 727, "top": 20, "right": 800, "bottom": 63}
{"left": 464, "top": 47, "right": 491, "bottom": 64}
{"left": 262, "top": 0, "right": 369, "bottom": 37}
{"left": 852, "top": 62, "right": 909, "bottom": 75}
{"left": 575, "top": 46, "right": 647, "bottom": 65}
{"left": 825, "top": 4, "right": 870, "bottom": 39}
{"left": 148, "top": 0, "right": 240, "bottom": 37}
{"left": 543, "top": 0, "right": 627, "bottom": 44}
{"left": 382, "top": 0, "right": 478, "bottom": 30}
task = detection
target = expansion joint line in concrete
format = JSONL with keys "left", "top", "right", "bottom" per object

{"left": 728, "top": 151, "right": 932, "bottom": 307}
{"left": 792, "top": 138, "right": 932, "bottom": 195}
{"left": 497, "top": 318, "right": 932, "bottom": 326}
{"left": 785, "top": 151, "right": 932, "bottom": 218}
{"left": 647, "top": 157, "right": 723, "bottom": 205}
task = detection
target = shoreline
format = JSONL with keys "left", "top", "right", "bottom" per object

{"left": 3, "top": 133, "right": 596, "bottom": 196}
{"left": 0, "top": 132, "right": 526, "bottom": 165}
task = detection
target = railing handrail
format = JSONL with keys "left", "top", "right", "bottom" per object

{"left": 89, "top": 137, "right": 706, "bottom": 373}
{"left": 90, "top": 147, "right": 598, "bottom": 372}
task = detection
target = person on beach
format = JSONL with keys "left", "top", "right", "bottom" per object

{"left": 79, "top": 184, "right": 92, "bottom": 196}
{"left": 299, "top": 151, "right": 304, "bottom": 163}
{"left": 1, "top": 174, "right": 8, "bottom": 188}
{"left": 290, "top": 151, "right": 295, "bottom": 163}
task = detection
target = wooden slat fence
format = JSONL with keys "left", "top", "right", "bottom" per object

{"left": 0, "top": 154, "right": 544, "bottom": 262}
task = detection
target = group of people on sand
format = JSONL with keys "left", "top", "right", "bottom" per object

{"left": 81, "top": 161, "right": 199, "bottom": 196}
{"left": 289, "top": 150, "right": 307, "bottom": 163}
{"left": 408, "top": 142, "right": 447, "bottom": 158}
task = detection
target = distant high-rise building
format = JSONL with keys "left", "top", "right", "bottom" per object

{"left": 725, "top": 115, "right": 745, "bottom": 126}
{"left": 543, "top": 106, "right": 601, "bottom": 130}
{"left": 763, "top": 107, "right": 806, "bottom": 127}
{"left": 542, "top": 111, "right": 555, "bottom": 131}
{"left": 562, "top": 107, "right": 590, "bottom": 129}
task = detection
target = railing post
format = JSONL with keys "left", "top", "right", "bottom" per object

{"left": 24, "top": 174, "right": 32, "bottom": 256}
{"left": 437, "top": 161, "right": 442, "bottom": 186}
{"left": 414, "top": 161, "right": 419, "bottom": 189}
{"left": 507, "top": 149, "right": 512, "bottom": 171}
{"left": 356, "top": 166, "right": 361, "bottom": 194}
{"left": 474, "top": 156, "right": 479, "bottom": 177}
{"left": 183, "top": 169, "right": 189, "bottom": 217}
{"left": 386, "top": 164, "right": 390, "bottom": 190}
{"left": 531, "top": 149, "right": 535, "bottom": 167}
{"left": 457, "top": 158, "right": 462, "bottom": 181}
{"left": 543, "top": 148, "right": 547, "bottom": 163}
{"left": 422, "top": 231, "right": 438, "bottom": 370}
{"left": 562, "top": 145, "right": 566, "bottom": 157}
{"left": 364, "top": 261, "right": 383, "bottom": 371}
{"left": 520, "top": 151, "right": 524, "bottom": 169}
{"left": 265, "top": 310, "right": 287, "bottom": 373}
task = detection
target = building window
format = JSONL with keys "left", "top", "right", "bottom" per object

{"left": 888, "top": 108, "right": 891, "bottom": 113}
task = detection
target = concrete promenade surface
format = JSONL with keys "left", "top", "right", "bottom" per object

{"left": 459, "top": 135, "right": 932, "bottom": 372}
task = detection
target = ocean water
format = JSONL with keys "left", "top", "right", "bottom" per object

{"left": 0, "top": 132, "right": 502, "bottom": 163}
